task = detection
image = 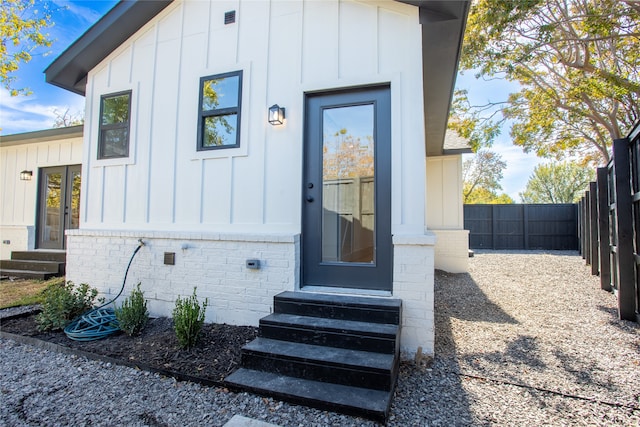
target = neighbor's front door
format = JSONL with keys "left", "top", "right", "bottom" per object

{"left": 37, "top": 165, "right": 81, "bottom": 250}
{"left": 302, "top": 86, "right": 392, "bottom": 291}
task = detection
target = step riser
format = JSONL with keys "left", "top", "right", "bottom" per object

{"left": 0, "top": 260, "right": 63, "bottom": 273}
{"left": 0, "top": 270, "right": 55, "bottom": 280}
{"left": 259, "top": 323, "right": 397, "bottom": 354}
{"left": 225, "top": 371, "right": 389, "bottom": 423}
{"left": 242, "top": 351, "right": 395, "bottom": 392}
{"left": 225, "top": 368, "right": 392, "bottom": 423}
{"left": 274, "top": 300, "right": 400, "bottom": 325}
{"left": 10, "top": 251, "right": 66, "bottom": 262}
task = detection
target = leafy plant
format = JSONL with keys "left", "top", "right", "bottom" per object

{"left": 173, "top": 287, "right": 208, "bottom": 349}
{"left": 114, "top": 283, "right": 149, "bottom": 336}
{"left": 36, "top": 281, "right": 99, "bottom": 331}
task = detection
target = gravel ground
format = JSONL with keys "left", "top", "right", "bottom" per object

{"left": 1, "top": 250, "right": 639, "bottom": 426}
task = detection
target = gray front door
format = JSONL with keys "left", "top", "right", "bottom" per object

{"left": 37, "top": 165, "right": 81, "bottom": 250}
{"left": 302, "top": 86, "right": 392, "bottom": 291}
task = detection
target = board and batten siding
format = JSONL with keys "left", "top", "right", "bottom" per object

{"left": 426, "top": 155, "right": 469, "bottom": 273}
{"left": 80, "top": 0, "right": 426, "bottom": 236}
{"left": 0, "top": 135, "right": 83, "bottom": 258}
{"left": 67, "top": 0, "right": 440, "bottom": 359}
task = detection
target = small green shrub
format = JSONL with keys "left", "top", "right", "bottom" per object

{"left": 173, "top": 287, "right": 208, "bottom": 349}
{"left": 36, "top": 281, "right": 100, "bottom": 331}
{"left": 114, "top": 283, "right": 149, "bottom": 336}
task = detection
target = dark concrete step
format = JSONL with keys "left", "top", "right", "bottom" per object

{"left": 0, "top": 260, "right": 64, "bottom": 274}
{"left": 11, "top": 251, "right": 66, "bottom": 262}
{"left": 0, "top": 269, "right": 56, "bottom": 280}
{"left": 274, "top": 291, "right": 401, "bottom": 325}
{"left": 259, "top": 313, "right": 399, "bottom": 354}
{"left": 241, "top": 338, "right": 397, "bottom": 391}
{"left": 225, "top": 368, "right": 391, "bottom": 422}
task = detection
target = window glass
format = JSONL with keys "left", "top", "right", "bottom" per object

{"left": 98, "top": 91, "right": 131, "bottom": 159}
{"left": 203, "top": 115, "right": 238, "bottom": 147}
{"left": 101, "top": 94, "right": 130, "bottom": 124}
{"left": 201, "top": 76, "right": 240, "bottom": 111}
{"left": 198, "top": 71, "right": 242, "bottom": 150}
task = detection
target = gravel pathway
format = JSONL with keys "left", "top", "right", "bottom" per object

{"left": 1, "top": 251, "right": 639, "bottom": 426}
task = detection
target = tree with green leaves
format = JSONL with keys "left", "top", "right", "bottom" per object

{"left": 520, "top": 161, "right": 595, "bottom": 203}
{"left": 463, "top": 150, "right": 513, "bottom": 203}
{"left": 450, "top": 0, "right": 640, "bottom": 165}
{"left": 1, "top": 0, "right": 53, "bottom": 96}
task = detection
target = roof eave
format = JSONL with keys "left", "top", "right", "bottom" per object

{"left": 44, "top": 0, "right": 469, "bottom": 157}
{"left": 418, "top": 1, "right": 470, "bottom": 157}
{"left": 44, "top": 0, "right": 173, "bottom": 96}
{"left": 0, "top": 125, "right": 84, "bottom": 146}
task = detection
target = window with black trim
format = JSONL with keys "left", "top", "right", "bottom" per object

{"left": 98, "top": 91, "right": 132, "bottom": 159}
{"left": 197, "top": 71, "right": 242, "bottom": 150}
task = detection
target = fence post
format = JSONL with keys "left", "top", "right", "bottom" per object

{"left": 523, "top": 204, "right": 529, "bottom": 250}
{"left": 581, "top": 196, "right": 587, "bottom": 259}
{"left": 589, "top": 182, "right": 599, "bottom": 275}
{"left": 597, "top": 167, "right": 612, "bottom": 291}
{"left": 612, "top": 137, "right": 635, "bottom": 321}
{"left": 585, "top": 190, "right": 592, "bottom": 265}
{"left": 492, "top": 204, "right": 497, "bottom": 249}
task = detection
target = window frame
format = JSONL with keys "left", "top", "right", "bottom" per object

{"left": 97, "top": 90, "right": 132, "bottom": 160}
{"left": 197, "top": 70, "right": 243, "bottom": 151}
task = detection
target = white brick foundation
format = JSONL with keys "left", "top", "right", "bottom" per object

{"left": 432, "top": 229, "right": 469, "bottom": 273}
{"left": 0, "top": 226, "right": 35, "bottom": 259}
{"left": 65, "top": 230, "right": 299, "bottom": 327}
{"left": 392, "top": 233, "right": 437, "bottom": 359}
{"left": 66, "top": 229, "right": 437, "bottom": 360}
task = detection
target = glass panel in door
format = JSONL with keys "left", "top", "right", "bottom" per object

{"left": 322, "top": 104, "right": 375, "bottom": 264}
{"left": 37, "top": 165, "right": 82, "bottom": 250}
{"left": 40, "top": 168, "right": 64, "bottom": 249}
{"left": 68, "top": 167, "right": 81, "bottom": 231}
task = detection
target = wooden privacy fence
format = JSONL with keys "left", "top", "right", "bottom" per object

{"left": 579, "top": 121, "right": 640, "bottom": 322}
{"left": 464, "top": 204, "right": 578, "bottom": 250}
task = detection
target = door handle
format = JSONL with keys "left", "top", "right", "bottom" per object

{"left": 306, "top": 196, "right": 314, "bottom": 202}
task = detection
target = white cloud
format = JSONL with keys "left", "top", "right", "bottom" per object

{"left": 0, "top": 89, "right": 85, "bottom": 135}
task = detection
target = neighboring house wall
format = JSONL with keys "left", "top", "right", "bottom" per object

{"left": 426, "top": 155, "right": 469, "bottom": 273}
{"left": 0, "top": 129, "right": 83, "bottom": 259}
{"left": 65, "top": 0, "right": 437, "bottom": 358}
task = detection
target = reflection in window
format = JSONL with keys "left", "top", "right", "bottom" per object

{"left": 321, "top": 104, "right": 375, "bottom": 264}
{"left": 198, "top": 71, "right": 242, "bottom": 150}
{"left": 98, "top": 91, "right": 131, "bottom": 159}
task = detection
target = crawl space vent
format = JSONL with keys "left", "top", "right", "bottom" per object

{"left": 225, "top": 10, "right": 236, "bottom": 25}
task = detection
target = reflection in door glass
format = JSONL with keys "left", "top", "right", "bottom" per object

{"left": 44, "top": 173, "right": 62, "bottom": 243}
{"left": 70, "top": 171, "right": 81, "bottom": 229}
{"left": 322, "top": 104, "right": 375, "bottom": 263}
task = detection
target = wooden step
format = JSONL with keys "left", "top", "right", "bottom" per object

{"left": 274, "top": 291, "right": 401, "bottom": 324}
{"left": 11, "top": 251, "right": 66, "bottom": 262}
{"left": 0, "top": 269, "right": 57, "bottom": 280}
{"left": 0, "top": 259, "right": 64, "bottom": 274}
{"left": 241, "top": 337, "right": 397, "bottom": 391}
{"left": 225, "top": 368, "right": 391, "bottom": 422}
{"left": 259, "top": 313, "right": 399, "bottom": 353}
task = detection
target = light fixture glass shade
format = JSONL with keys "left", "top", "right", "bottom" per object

{"left": 20, "top": 170, "right": 33, "bottom": 181}
{"left": 268, "top": 104, "right": 285, "bottom": 125}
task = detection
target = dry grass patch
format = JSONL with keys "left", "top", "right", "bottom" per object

{"left": 0, "top": 277, "right": 64, "bottom": 309}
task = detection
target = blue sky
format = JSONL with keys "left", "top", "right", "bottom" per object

{"left": 0, "top": 0, "right": 541, "bottom": 201}
{"left": 0, "top": 0, "right": 117, "bottom": 135}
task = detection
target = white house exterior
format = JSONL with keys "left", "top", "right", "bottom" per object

{"left": 0, "top": 127, "right": 83, "bottom": 260}
{"left": 45, "top": 0, "right": 469, "bottom": 359}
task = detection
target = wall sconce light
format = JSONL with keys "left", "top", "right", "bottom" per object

{"left": 268, "top": 104, "right": 285, "bottom": 125}
{"left": 20, "top": 170, "right": 33, "bottom": 181}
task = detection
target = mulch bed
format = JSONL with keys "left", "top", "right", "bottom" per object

{"left": 0, "top": 313, "right": 258, "bottom": 384}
